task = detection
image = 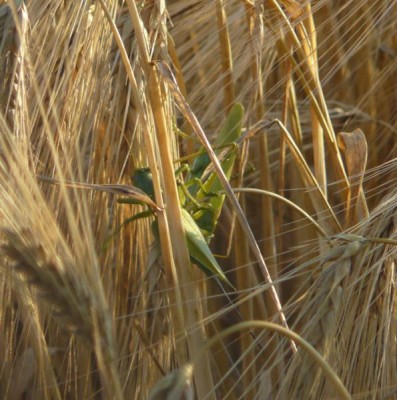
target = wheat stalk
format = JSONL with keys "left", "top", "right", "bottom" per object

{"left": 0, "top": 226, "right": 123, "bottom": 399}
{"left": 1, "top": 0, "right": 397, "bottom": 398}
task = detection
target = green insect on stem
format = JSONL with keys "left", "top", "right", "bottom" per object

{"left": 119, "top": 103, "right": 244, "bottom": 288}
{"left": 187, "top": 103, "right": 244, "bottom": 240}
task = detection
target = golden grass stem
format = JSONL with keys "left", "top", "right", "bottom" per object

{"left": 157, "top": 61, "right": 297, "bottom": 353}
{"left": 125, "top": 0, "right": 150, "bottom": 65}
{"left": 232, "top": 188, "right": 327, "bottom": 237}
{"left": 197, "top": 321, "right": 352, "bottom": 400}
{"left": 215, "top": 0, "right": 235, "bottom": 112}
{"left": 244, "top": 6, "right": 278, "bottom": 284}
{"left": 297, "top": 3, "right": 328, "bottom": 199}
{"left": 267, "top": 0, "right": 350, "bottom": 198}
{"left": 2, "top": 1, "right": 397, "bottom": 398}
{"left": 275, "top": 119, "right": 341, "bottom": 233}
{"left": 98, "top": 0, "right": 190, "bottom": 376}
{"left": 17, "top": 299, "right": 62, "bottom": 400}
{"left": 122, "top": 3, "right": 217, "bottom": 398}
{"left": 97, "top": 0, "right": 173, "bottom": 288}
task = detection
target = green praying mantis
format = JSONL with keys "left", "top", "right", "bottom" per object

{"left": 118, "top": 103, "right": 245, "bottom": 288}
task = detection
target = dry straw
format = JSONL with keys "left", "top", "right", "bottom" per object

{"left": 1, "top": 0, "right": 397, "bottom": 399}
